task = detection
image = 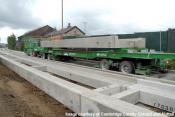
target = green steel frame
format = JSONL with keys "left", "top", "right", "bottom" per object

{"left": 23, "top": 40, "right": 175, "bottom": 75}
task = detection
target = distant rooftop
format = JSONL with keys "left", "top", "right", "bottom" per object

{"left": 45, "top": 24, "right": 85, "bottom": 37}
{"left": 19, "top": 25, "right": 56, "bottom": 39}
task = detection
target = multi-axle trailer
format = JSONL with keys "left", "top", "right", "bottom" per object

{"left": 23, "top": 35, "right": 175, "bottom": 75}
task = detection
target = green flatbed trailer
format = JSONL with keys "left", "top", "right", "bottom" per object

{"left": 23, "top": 39, "right": 175, "bottom": 75}
{"left": 28, "top": 47, "right": 175, "bottom": 75}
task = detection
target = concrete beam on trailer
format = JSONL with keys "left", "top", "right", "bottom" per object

{"left": 41, "top": 36, "right": 145, "bottom": 48}
{"left": 0, "top": 55, "right": 167, "bottom": 117}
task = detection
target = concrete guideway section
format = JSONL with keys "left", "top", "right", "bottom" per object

{"left": 130, "top": 80, "right": 175, "bottom": 113}
{"left": 1, "top": 50, "right": 175, "bottom": 114}
{"left": 2, "top": 49, "right": 175, "bottom": 86}
{"left": 0, "top": 50, "right": 175, "bottom": 115}
{"left": 95, "top": 79, "right": 175, "bottom": 113}
{"left": 5, "top": 50, "right": 175, "bottom": 90}
{"left": 0, "top": 55, "right": 83, "bottom": 113}
{"left": 4, "top": 49, "right": 173, "bottom": 87}
{"left": 0, "top": 51, "right": 135, "bottom": 88}
{"left": 0, "top": 55, "right": 166, "bottom": 117}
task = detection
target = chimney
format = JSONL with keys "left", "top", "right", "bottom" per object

{"left": 67, "top": 23, "right": 71, "bottom": 28}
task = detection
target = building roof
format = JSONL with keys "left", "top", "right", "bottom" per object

{"left": 19, "top": 25, "right": 56, "bottom": 39}
{"left": 45, "top": 26, "right": 85, "bottom": 37}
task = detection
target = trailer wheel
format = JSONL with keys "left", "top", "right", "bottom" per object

{"left": 119, "top": 61, "right": 135, "bottom": 74}
{"left": 100, "top": 59, "right": 111, "bottom": 70}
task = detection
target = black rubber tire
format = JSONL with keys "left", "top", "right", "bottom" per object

{"left": 119, "top": 61, "right": 135, "bottom": 74}
{"left": 100, "top": 59, "right": 111, "bottom": 70}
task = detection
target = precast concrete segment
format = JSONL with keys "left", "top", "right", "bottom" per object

{"left": 93, "top": 78, "right": 175, "bottom": 113}
{"left": 41, "top": 36, "right": 145, "bottom": 48}
{"left": 0, "top": 55, "right": 84, "bottom": 113}
{"left": 94, "top": 84, "right": 122, "bottom": 96}
{"left": 0, "top": 51, "right": 135, "bottom": 88}
{"left": 2, "top": 49, "right": 175, "bottom": 97}
{"left": 0, "top": 55, "right": 165, "bottom": 117}
{"left": 16, "top": 59, "right": 41, "bottom": 66}
{"left": 3, "top": 49, "right": 175, "bottom": 85}
{"left": 140, "top": 91, "right": 175, "bottom": 113}
{"left": 81, "top": 91, "right": 166, "bottom": 117}
{"left": 1, "top": 52, "right": 114, "bottom": 88}
{"left": 1, "top": 49, "right": 175, "bottom": 88}
{"left": 94, "top": 84, "right": 131, "bottom": 96}
{"left": 136, "top": 79, "right": 175, "bottom": 92}
{"left": 1, "top": 50, "right": 174, "bottom": 115}
{"left": 129, "top": 84, "right": 175, "bottom": 113}
{"left": 107, "top": 79, "right": 175, "bottom": 113}
{"left": 47, "top": 66, "right": 111, "bottom": 88}
{"left": 5, "top": 49, "right": 26, "bottom": 56}
{"left": 32, "top": 65, "right": 47, "bottom": 72}
{"left": 1, "top": 49, "right": 175, "bottom": 86}
{"left": 112, "top": 89, "right": 140, "bottom": 104}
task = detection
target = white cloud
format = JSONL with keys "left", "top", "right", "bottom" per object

{"left": 32, "top": 0, "right": 60, "bottom": 27}
{"left": 1, "top": 0, "right": 175, "bottom": 43}
{"left": 0, "top": 27, "right": 26, "bottom": 43}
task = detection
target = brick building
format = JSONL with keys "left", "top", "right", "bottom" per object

{"left": 45, "top": 23, "right": 85, "bottom": 40}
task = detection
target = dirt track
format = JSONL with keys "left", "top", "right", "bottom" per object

{"left": 0, "top": 62, "right": 72, "bottom": 117}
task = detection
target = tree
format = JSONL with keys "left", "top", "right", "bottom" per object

{"left": 7, "top": 34, "right": 16, "bottom": 50}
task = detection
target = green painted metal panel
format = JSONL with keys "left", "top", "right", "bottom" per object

{"left": 167, "top": 29, "right": 175, "bottom": 53}
{"left": 51, "top": 48, "right": 175, "bottom": 60}
{"left": 118, "top": 31, "right": 168, "bottom": 52}
{"left": 108, "top": 52, "right": 175, "bottom": 59}
{"left": 135, "top": 31, "right": 168, "bottom": 52}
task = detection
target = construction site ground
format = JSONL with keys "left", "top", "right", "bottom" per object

{"left": 0, "top": 62, "right": 72, "bottom": 117}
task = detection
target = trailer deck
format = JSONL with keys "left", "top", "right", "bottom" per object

{"left": 23, "top": 36, "right": 175, "bottom": 75}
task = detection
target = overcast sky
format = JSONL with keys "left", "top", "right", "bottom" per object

{"left": 0, "top": 0, "right": 175, "bottom": 43}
